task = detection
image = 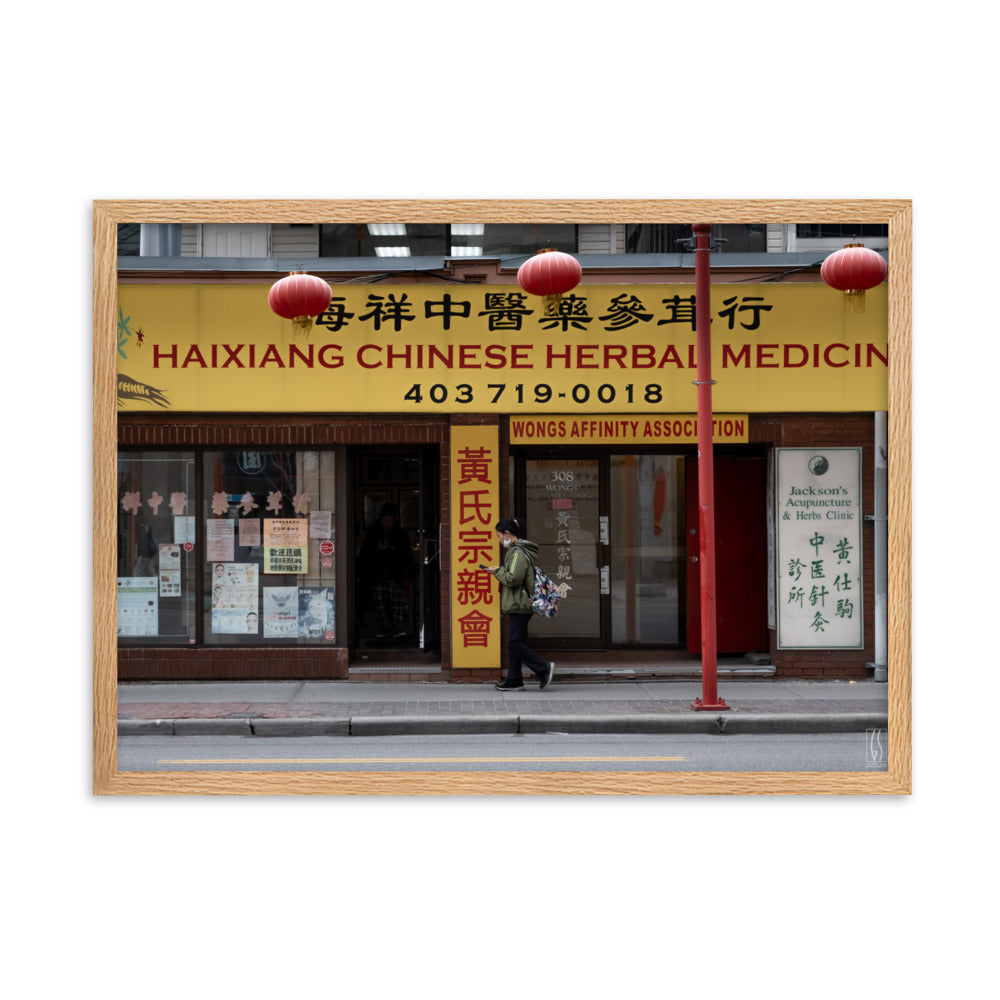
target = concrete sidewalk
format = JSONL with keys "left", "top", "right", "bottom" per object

{"left": 117, "top": 677, "right": 889, "bottom": 737}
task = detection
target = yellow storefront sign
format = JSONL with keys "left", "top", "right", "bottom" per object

{"left": 116, "top": 283, "right": 887, "bottom": 413}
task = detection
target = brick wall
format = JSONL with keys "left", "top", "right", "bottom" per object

{"left": 118, "top": 413, "right": 449, "bottom": 447}
{"left": 118, "top": 646, "right": 349, "bottom": 681}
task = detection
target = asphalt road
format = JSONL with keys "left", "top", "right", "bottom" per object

{"left": 118, "top": 731, "right": 889, "bottom": 773}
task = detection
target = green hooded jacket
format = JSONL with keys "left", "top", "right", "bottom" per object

{"left": 493, "top": 538, "right": 537, "bottom": 615}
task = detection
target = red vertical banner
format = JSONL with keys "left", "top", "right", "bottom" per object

{"left": 450, "top": 425, "right": 501, "bottom": 670}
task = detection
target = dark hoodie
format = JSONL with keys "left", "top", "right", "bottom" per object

{"left": 493, "top": 538, "right": 538, "bottom": 615}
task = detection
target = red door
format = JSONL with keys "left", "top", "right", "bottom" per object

{"left": 685, "top": 454, "right": 768, "bottom": 654}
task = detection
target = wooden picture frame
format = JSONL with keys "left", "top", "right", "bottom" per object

{"left": 94, "top": 198, "right": 911, "bottom": 795}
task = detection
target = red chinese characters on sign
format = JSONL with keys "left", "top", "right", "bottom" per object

{"left": 457, "top": 609, "right": 492, "bottom": 648}
{"left": 455, "top": 527, "right": 493, "bottom": 566}
{"left": 451, "top": 436, "right": 499, "bottom": 659}
{"left": 456, "top": 569, "right": 493, "bottom": 607}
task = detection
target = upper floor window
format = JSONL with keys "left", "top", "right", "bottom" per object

{"left": 318, "top": 223, "right": 576, "bottom": 258}
{"left": 625, "top": 223, "right": 769, "bottom": 253}
{"left": 116, "top": 223, "right": 182, "bottom": 257}
{"left": 796, "top": 224, "right": 888, "bottom": 239}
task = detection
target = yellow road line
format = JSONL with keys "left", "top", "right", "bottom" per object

{"left": 157, "top": 755, "right": 687, "bottom": 766}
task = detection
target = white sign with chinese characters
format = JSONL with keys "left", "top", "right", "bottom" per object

{"left": 776, "top": 448, "right": 863, "bottom": 649}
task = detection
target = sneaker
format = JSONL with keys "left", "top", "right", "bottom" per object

{"left": 495, "top": 679, "right": 525, "bottom": 691}
{"left": 540, "top": 661, "right": 555, "bottom": 691}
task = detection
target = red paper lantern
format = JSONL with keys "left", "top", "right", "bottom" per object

{"left": 820, "top": 244, "right": 887, "bottom": 295}
{"left": 268, "top": 272, "right": 333, "bottom": 334}
{"left": 517, "top": 249, "right": 582, "bottom": 316}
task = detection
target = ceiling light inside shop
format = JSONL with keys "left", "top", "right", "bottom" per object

{"left": 451, "top": 224, "right": 485, "bottom": 236}
{"left": 450, "top": 246, "right": 483, "bottom": 256}
{"left": 374, "top": 246, "right": 411, "bottom": 257}
{"left": 368, "top": 224, "right": 407, "bottom": 236}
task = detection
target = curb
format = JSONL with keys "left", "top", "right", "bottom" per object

{"left": 349, "top": 714, "right": 518, "bottom": 737}
{"left": 119, "top": 712, "right": 888, "bottom": 738}
{"left": 518, "top": 713, "right": 716, "bottom": 735}
{"left": 173, "top": 718, "right": 253, "bottom": 737}
{"left": 718, "top": 712, "right": 888, "bottom": 735}
{"left": 252, "top": 717, "right": 351, "bottom": 737}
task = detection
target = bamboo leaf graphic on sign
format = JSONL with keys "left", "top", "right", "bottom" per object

{"left": 117, "top": 305, "right": 132, "bottom": 359}
{"left": 116, "top": 307, "right": 170, "bottom": 407}
{"left": 117, "top": 373, "right": 169, "bottom": 408}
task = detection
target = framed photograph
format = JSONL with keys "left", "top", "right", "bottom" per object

{"left": 95, "top": 198, "right": 911, "bottom": 795}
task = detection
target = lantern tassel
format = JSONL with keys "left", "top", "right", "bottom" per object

{"left": 291, "top": 316, "right": 314, "bottom": 335}
{"left": 543, "top": 293, "right": 563, "bottom": 317}
{"left": 844, "top": 290, "right": 866, "bottom": 314}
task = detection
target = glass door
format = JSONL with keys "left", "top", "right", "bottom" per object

{"left": 610, "top": 455, "right": 686, "bottom": 645}
{"left": 517, "top": 452, "right": 689, "bottom": 650}
{"left": 524, "top": 458, "right": 603, "bottom": 644}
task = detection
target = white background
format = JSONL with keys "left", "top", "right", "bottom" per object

{"left": 4, "top": 4, "right": 994, "bottom": 996}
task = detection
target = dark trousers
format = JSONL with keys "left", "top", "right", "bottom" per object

{"left": 506, "top": 613, "right": 548, "bottom": 683}
{"left": 371, "top": 581, "right": 404, "bottom": 634}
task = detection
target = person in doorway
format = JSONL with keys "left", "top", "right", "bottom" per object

{"left": 359, "top": 503, "right": 415, "bottom": 639}
{"left": 133, "top": 518, "right": 158, "bottom": 576}
{"left": 484, "top": 517, "right": 555, "bottom": 691}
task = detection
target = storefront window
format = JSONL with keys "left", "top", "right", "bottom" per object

{"left": 610, "top": 455, "right": 685, "bottom": 645}
{"left": 117, "top": 452, "right": 197, "bottom": 644}
{"left": 202, "top": 450, "right": 337, "bottom": 646}
{"left": 117, "top": 449, "right": 340, "bottom": 647}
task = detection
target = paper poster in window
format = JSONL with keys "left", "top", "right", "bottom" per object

{"left": 263, "top": 587, "right": 299, "bottom": 637}
{"left": 238, "top": 518, "right": 261, "bottom": 548}
{"left": 263, "top": 518, "right": 309, "bottom": 574}
{"left": 210, "top": 562, "right": 259, "bottom": 634}
{"left": 206, "top": 517, "right": 235, "bottom": 562}
{"left": 299, "top": 587, "right": 335, "bottom": 640}
{"left": 173, "top": 516, "right": 195, "bottom": 546}
{"left": 158, "top": 543, "right": 181, "bottom": 597}
{"left": 117, "top": 577, "right": 158, "bottom": 636}
{"left": 309, "top": 510, "right": 332, "bottom": 539}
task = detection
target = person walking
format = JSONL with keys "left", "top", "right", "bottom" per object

{"left": 485, "top": 517, "right": 555, "bottom": 691}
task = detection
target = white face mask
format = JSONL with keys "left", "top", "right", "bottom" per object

{"left": 501, "top": 537, "right": 513, "bottom": 549}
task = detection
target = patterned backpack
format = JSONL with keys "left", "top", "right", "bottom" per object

{"left": 529, "top": 564, "right": 561, "bottom": 618}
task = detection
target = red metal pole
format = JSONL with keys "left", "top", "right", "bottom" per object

{"left": 691, "top": 223, "right": 730, "bottom": 711}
